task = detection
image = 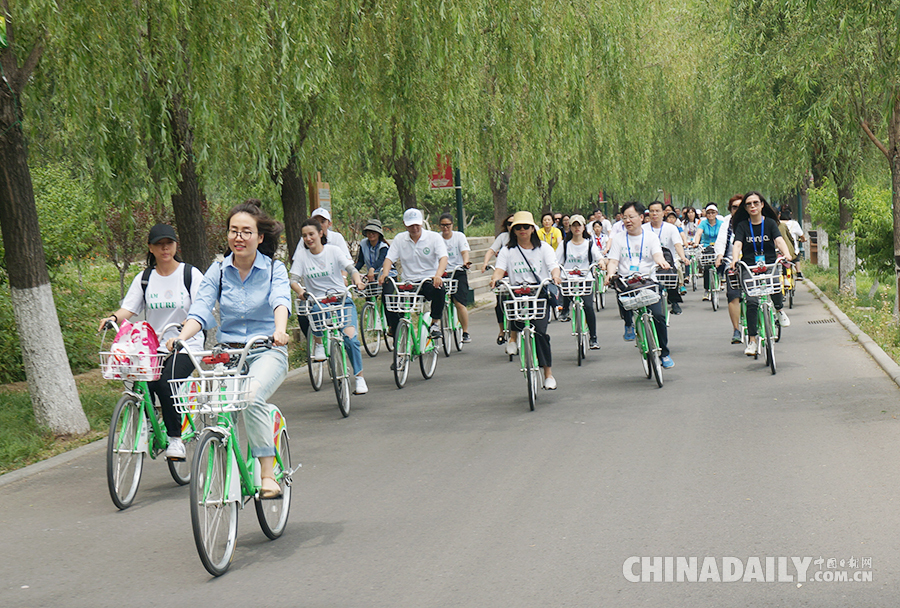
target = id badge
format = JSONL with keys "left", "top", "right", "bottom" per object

{"left": 755, "top": 254, "right": 765, "bottom": 266}
{"left": 628, "top": 263, "right": 640, "bottom": 273}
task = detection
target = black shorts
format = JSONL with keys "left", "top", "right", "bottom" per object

{"left": 451, "top": 269, "right": 469, "bottom": 305}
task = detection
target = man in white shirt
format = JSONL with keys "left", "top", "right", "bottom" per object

{"left": 605, "top": 201, "right": 675, "bottom": 368}
{"left": 645, "top": 201, "right": 688, "bottom": 315}
{"left": 310, "top": 208, "right": 351, "bottom": 259}
{"left": 380, "top": 208, "right": 449, "bottom": 340}
{"left": 714, "top": 195, "right": 745, "bottom": 343}
{"left": 438, "top": 213, "right": 472, "bottom": 343}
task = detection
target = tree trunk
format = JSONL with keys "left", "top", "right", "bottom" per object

{"left": 887, "top": 99, "right": 900, "bottom": 318}
{"left": 280, "top": 148, "right": 307, "bottom": 259}
{"left": 799, "top": 176, "right": 812, "bottom": 261}
{"left": 391, "top": 153, "right": 418, "bottom": 210}
{"left": 489, "top": 164, "right": 512, "bottom": 234}
{"left": 170, "top": 96, "right": 210, "bottom": 270}
{"left": 0, "top": 39, "right": 88, "bottom": 434}
{"left": 836, "top": 181, "right": 856, "bottom": 295}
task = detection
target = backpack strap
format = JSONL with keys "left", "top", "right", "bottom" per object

{"left": 183, "top": 263, "right": 193, "bottom": 295}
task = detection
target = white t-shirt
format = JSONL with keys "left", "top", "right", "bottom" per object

{"left": 609, "top": 220, "right": 625, "bottom": 237}
{"left": 783, "top": 219, "right": 803, "bottom": 251}
{"left": 386, "top": 230, "right": 448, "bottom": 282}
{"left": 121, "top": 263, "right": 205, "bottom": 352}
{"left": 556, "top": 239, "right": 602, "bottom": 271}
{"left": 608, "top": 230, "right": 663, "bottom": 279}
{"left": 289, "top": 244, "right": 352, "bottom": 297}
{"left": 714, "top": 215, "right": 734, "bottom": 258}
{"left": 489, "top": 232, "right": 510, "bottom": 253}
{"left": 495, "top": 242, "right": 559, "bottom": 285}
{"left": 325, "top": 230, "right": 351, "bottom": 259}
{"left": 643, "top": 222, "right": 682, "bottom": 256}
{"left": 441, "top": 231, "right": 471, "bottom": 269}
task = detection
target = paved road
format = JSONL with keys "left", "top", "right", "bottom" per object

{"left": 1, "top": 282, "right": 898, "bottom": 607}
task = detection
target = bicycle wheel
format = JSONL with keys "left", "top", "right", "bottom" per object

{"left": 107, "top": 395, "right": 145, "bottom": 510}
{"left": 307, "top": 332, "right": 324, "bottom": 391}
{"left": 573, "top": 305, "right": 583, "bottom": 366}
{"left": 453, "top": 320, "right": 463, "bottom": 351}
{"left": 637, "top": 315, "right": 652, "bottom": 379}
{"left": 361, "top": 304, "right": 381, "bottom": 357}
{"left": 168, "top": 412, "right": 199, "bottom": 486}
{"left": 691, "top": 266, "right": 698, "bottom": 291}
{"left": 440, "top": 314, "right": 452, "bottom": 357}
{"left": 522, "top": 330, "right": 537, "bottom": 411}
{"left": 764, "top": 310, "right": 778, "bottom": 374}
{"left": 593, "top": 284, "right": 602, "bottom": 311}
{"left": 383, "top": 307, "right": 394, "bottom": 352}
{"left": 393, "top": 320, "right": 411, "bottom": 388}
{"left": 190, "top": 430, "right": 238, "bottom": 577}
{"left": 645, "top": 317, "right": 664, "bottom": 388}
{"left": 328, "top": 342, "right": 351, "bottom": 417}
{"left": 420, "top": 331, "right": 439, "bottom": 379}
{"left": 255, "top": 427, "right": 292, "bottom": 539}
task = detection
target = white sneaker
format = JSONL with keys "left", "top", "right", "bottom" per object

{"left": 744, "top": 340, "right": 758, "bottom": 356}
{"left": 506, "top": 340, "right": 518, "bottom": 356}
{"left": 313, "top": 343, "right": 326, "bottom": 361}
{"left": 543, "top": 376, "right": 557, "bottom": 390}
{"left": 354, "top": 375, "right": 368, "bottom": 395}
{"left": 166, "top": 437, "right": 186, "bottom": 460}
{"left": 779, "top": 310, "right": 791, "bottom": 327}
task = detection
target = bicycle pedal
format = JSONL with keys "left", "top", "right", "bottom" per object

{"left": 166, "top": 456, "right": 187, "bottom": 462}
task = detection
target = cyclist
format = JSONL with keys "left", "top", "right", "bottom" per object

{"left": 489, "top": 211, "right": 562, "bottom": 389}
{"left": 482, "top": 213, "right": 514, "bottom": 345}
{"left": 682, "top": 207, "right": 699, "bottom": 245}
{"left": 779, "top": 206, "right": 805, "bottom": 277}
{"left": 694, "top": 203, "right": 724, "bottom": 300}
{"left": 167, "top": 200, "right": 291, "bottom": 499}
{"left": 355, "top": 218, "right": 394, "bottom": 282}
{"left": 728, "top": 192, "right": 793, "bottom": 356}
{"left": 291, "top": 217, "right": 369, "bottom": 395}
{"left": 538, "top": 212, "right": 563, "bottom": 251}
{"left": 379, "top": 208, "right": 448, "bottom": 342}
{"left": 557, "top": 215, "right": 603, "bottom": 350}
{"left": 310, "top": 208, "right": 351, "bottom": 259}
{"left": 645, "top": 201, "right": 688, "bottom": 315}
{"left": 605, "top": 201, "right": 675, "bottom": 368}
{"left": 438, "top": 213, "right": 473, "bottom": 344}
{"left": 715, "top": 195, "right": 744, "bottom": 343}
{"left": 99, "top": 223, "right": 204, "bottom": 461}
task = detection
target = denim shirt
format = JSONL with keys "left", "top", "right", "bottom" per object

{"left": 356, "top": 240, "right": 396, "bottom": 277}
{"left": 188, "top": 253, "right": 291, "bottom": 343}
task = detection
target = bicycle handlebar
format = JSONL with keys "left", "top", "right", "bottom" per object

{"left": 172, "top": 334, "right": 273, "bottom": 375}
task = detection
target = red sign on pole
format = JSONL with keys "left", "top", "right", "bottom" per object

{"left": 429, "top": 154, "right": 454, "bottom": 189}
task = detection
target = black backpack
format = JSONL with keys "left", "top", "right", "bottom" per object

{"left": 141, "top": 263, "right": 195, "bottom": 301}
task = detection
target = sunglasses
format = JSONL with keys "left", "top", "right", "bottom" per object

{"left": 745, "top": 200, "right": 763, "bottom": 207}
{"left": 513, "top": 225, "right": 532, "bottom": 231}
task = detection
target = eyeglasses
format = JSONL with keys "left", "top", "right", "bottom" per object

{"left": 745, "top": 200, "right": 763, "bottom": 207}
{"left": 439, "top": 223, "right": 453, "bottom": 227}
{"left": 229, "top": 229, "right": 257, "bottom": 240}
{"left": 513, "top": 225, "right": 532, "bottom": 231}
{"left": 730, "top": 205, "right": 740, "bottom": 210}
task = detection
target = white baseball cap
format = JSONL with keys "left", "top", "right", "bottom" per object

{"left": 311, "top": 208, "right": 331, "bottom": 221}
{"left": 403, "top": 208, "right": 424, "bottom": 226}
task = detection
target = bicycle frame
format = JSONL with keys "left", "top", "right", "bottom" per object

{"left": 384, "top": 277, "right": 440, "bottom": 387}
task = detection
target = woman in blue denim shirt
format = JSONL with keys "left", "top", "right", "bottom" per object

{"left": 167, "top": 200, "right": 291, "bottom": 499}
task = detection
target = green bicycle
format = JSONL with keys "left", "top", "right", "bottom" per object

{"left": 700, "top": 249, "right": 721, "bottom": 311}
{"left": 359, "top": 281, "right": 393, "bottom": 357}
{"left": 592, "top": 265, "right": 607, "bottom": 310}
{"left": 384, "top": 277, "right": 440, "bottom": 389}
{"left": 685, "top": 244, "right": 701, "bottom": 292}
{"left": 171, "top": 336, "right": 293, "bottom": 576}
{"left": 297, "top": 290, "right": 355, "bottom": 418}
{"left": 735, "top": 259, "right": 784, "bottom": 375}
{"left": 614, "top": 275, "right": 664, "bottom": 388}
{"left": 560, "top": 266, "right": 597, "bottom": 366}
{"left": 101, "top": 321, "right": 202, "bottom": 510}
{"left": 440, "top": 265, "right": 466, "bottom": 357}
{"left": 496, "top": 278, "right": 552, "bottom": 411}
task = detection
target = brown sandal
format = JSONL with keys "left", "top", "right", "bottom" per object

{"left": 259, "top": 476, "right": 283, "bottom": 500}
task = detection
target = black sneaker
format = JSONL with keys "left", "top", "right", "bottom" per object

{"left": 462, "top": 332, "right": 472, "bottom": 344}
{"left": 589, "top": 338, "right": 600, "bottom": 350}
{"left": 671, "top": 303, "right": 683, "bottom": 315}
{"left": 430, "top": 324, "right": 442, "bottom": 339}
{"left": 559, "top": 311, "right": 571, "bottom": 322}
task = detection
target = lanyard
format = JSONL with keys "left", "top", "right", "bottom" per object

{"left": 625, "top": 231, "right": 644, "bottom": 268}
{"left": 748, "top": 220, "right": 764, "bottom": 258}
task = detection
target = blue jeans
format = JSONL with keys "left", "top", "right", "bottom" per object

{"left": 618, "top": 291, "right": 669, "bottom": 357}
{"left": 243, "top": 345, "right": 288, "bottom": 458}
{"left": 299, "top": 301, "right": 364, "bottom": 376}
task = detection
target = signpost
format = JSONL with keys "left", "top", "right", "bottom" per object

{"left": 430, "top": 154, "right": 465, "bottom": 234}
{"left": 309, "top": 171, "right": 331, "bottom": 214}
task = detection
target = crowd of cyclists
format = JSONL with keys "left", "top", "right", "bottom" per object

{"left": 99, "top": 193, "right": 805, "bottom": 493}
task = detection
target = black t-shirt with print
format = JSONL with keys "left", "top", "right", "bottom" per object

{"left": 732, "top": 217, "right": 781, "bottom": 264}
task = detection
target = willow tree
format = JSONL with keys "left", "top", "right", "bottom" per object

{"left": 0, "top": 1, "right": 87, "bottom": 434}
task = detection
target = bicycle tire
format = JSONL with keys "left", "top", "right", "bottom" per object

{"left": 255, "top": 427, "right": 292, "bottom": 539}
{"left": 420, "top": 331, "right": 439, "bottom": 379}
{"left": 638, "top": 314, "right": 652, "bottom": 379}
{"left": 764, "top": 309, "right": 778, "bottom": 374}
{"left": 691, "top": 268, "right": 698, "bottom": 291}
{"left": 711, "top": 289, "right": 719, "bottom": 311}
{"left": 328, "top": 342, "right": 351, "bottom": 417}
{"left": 190, "top": 429, "right": 238, "bottom": 577}
{"left": 574, "top": 304, "right": 583, "bottom": 367}
{"left": 789, "top": 287, "right": 794, "bottom": 309}
{"left": 361, "top": 304, "right": 381, "bottom": 357}
{"left": 307, "top": 332, "right": 324, "bottom": 391}
{"left": 522, "top": 330, "right": 537, "bottom": 411}
{"left": 593, "top": 285, "right": 601, "bottom": 312}
{"left": 167, "top": 412, "right": 199, "bottom": 486}
{"left": 393, "top": 321, "right": 411, "bottom": 388}
{"left": 384, "top": 307, "right": 394, "bottom": 352}
{"left": 107, "top": 395, "right": 145, "bottom": 510}
{"left": 646, "top": 319, "right": 664, "bottom": 388}
{"left": 453, "top": 322, "right": 463, "bottom": 351}
{"left": 440, "top": 314, "right": 452, "bottom": 357}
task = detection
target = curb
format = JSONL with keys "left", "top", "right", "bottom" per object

{"left": 805, "top": 279, "right": 900, "bottom": 389}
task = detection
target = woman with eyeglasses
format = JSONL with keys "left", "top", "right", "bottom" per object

{"left": 482, "top": 214, "right": 515, "bottom": 344}
{"left": 694, "top": 203, "right": 724, "bottom": 299}
{"left": 728, "top": 191, "right": 793, "bottom": 357}
{"left": 715, "top": 195, "right": 746, "bottom": 343}
{"left": 489, "top": 211, "right": 562, "bottom": 389}
{"left": 167, "top": 200, "right": 291, "bottom": 499}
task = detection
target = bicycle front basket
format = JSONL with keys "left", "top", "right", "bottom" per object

{"left": 656, "top": 271, "right": 679, "bottom": 290}
{"left": 297, "top": 299, "right": 351, "bottom": 332}
{"left": 443, "top": 278, "right": 459, "bottom": 296}
{"left": 617, "top": 286, "right": 660, "bottom": 311}
{"left": 700, "top": 251, "right": 717, "bottom": 266}
{"left": 503, "top": 296, "right": 547, "bottom": 321}
{"left": 170, "top": 374, "right": 253, "bottom": 414}
{"left": 742, "top": 267, "right": 780, "bottom": 297}
{"left": 100, "top": 351, "right": 164, "bottom": 381}
{"left": 384, "top": 291, "right": 425, "bottom": 313}
{"left": 560, "top": 276, "right": 593, "bottom": 297}
{"left": 360, "top": 282, "right": 382, "bottom": 298}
